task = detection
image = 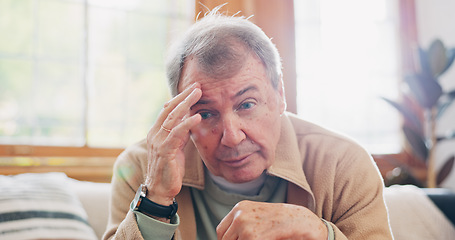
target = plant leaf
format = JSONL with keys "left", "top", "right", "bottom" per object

{"left": 381, "top": 97, "right": 422, "bottom": 131}
{"left": 437, "top": 102, "right": 451, "bottom": 119}
{"left": 440, "top": 48, "right": 455, "bottom": 76}
{"left": 405, "top": 73, "right": 443, "bottom": 108}
{"left": 437, "top": 89, "right": 455, "bottom": 119}
{"left": 402, "top": 125, "right": 428, "bottom": 162}
{"left": 418, "top": 47, "right": 432, "bottom": 76}
{"left": 437, "top": 156, "right": 455, "bottom": 186}
{"left": 428, "top": 39, "right": 448, "bottom": 77}
{"left": 436, "top": 130, "right": 455, "bottom": 142}
{"left": 449, "top": 89, "right": 455, "bottom": 98}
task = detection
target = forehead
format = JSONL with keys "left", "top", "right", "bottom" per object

{"left": 178, "top": 53, "right": 271, "bottom": 94}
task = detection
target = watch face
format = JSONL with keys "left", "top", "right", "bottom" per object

{"left": 133, "top": 185, "right": 145, "bottom": 210}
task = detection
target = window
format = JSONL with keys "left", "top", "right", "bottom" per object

{"left": 294, "top": 0, "right": 401, "bottom": 153}
{"left": 0, "top": 0, "right": 194, "bottom": 148}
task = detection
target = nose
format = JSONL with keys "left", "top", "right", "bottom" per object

{"left": 220, "top": 114, "right": 246, "bottom": 148}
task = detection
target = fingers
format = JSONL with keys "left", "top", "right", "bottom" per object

{"left": 147, "top": 82, "right": 201, "bottom": 143}
{"left": 218, "top": 202, "right": 328, "bottom": 240}
{"left": 161, "top": 86, "right": 202, "bottom": 133}
{"left": 216, "top": 210, "right": 233, "bottom": 240}
{"left": 163, "top": 113, "right": 201, "bottom": 153}
{"left": 156, "top": 82, "right": 200, "bottom": 131}
{"left": 217, "top": 204, "right": 241, "bottom": 240}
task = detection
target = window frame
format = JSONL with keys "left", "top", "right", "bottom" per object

{"left": 0, "top": 144, "right": 123, "bottom": 157}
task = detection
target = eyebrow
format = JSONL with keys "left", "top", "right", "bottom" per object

{"left": 234, "top": 85, "right": 257, "bottom": 99}
{"left": 192, "top": 85, "right": 258, "bottom": 107}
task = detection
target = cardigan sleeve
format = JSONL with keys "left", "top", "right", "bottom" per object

{"left": 291, "top": 115, "right": 393, "bottom": 239}
{"left": 102, "top": 147, "right": 145, "bottom": 240}
{"left": 134, "top": 210, "right": 179, "bottom": 239}
{"left": 327, "top": 145, "right": 393, "bottom": 240}
{"left": 321, "top": 218, "right": 335, "bottom": 240}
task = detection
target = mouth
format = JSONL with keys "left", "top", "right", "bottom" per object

{"left": 221, "top": 153, "right": 254, "bottom": 168}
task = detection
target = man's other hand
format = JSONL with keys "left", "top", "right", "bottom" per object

{"left": 217, "top": 201, "right": 328, "bottom": 240}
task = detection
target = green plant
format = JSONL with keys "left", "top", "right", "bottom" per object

{"left": 382, "top": 39, "right": 455, "bottom": 187}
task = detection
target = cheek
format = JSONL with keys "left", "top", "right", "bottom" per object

{"left": 191, "top": 127, "right": 210, "bottom": 140}
{"left": 190, "top": 126, "right": 218, "bottom": 153}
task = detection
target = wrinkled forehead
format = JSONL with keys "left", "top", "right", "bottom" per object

{"left": 178, "top": 52, "right": 272, "bottom": 96}
{"left": 177, "top": 59, "right": 259, "bottom": 94}
{"left": 177, "top": 57, "right": 239, "bottom": 94}
{"left": 177, "top": 40, "right": 257, "bottom": 93}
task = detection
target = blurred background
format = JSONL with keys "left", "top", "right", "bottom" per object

{"left": 0, "top": 0, "right": 454, "bottom": 189}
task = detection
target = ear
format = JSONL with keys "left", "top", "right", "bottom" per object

{"left": 277, "top": 76, "right": 287, "bottom": 115}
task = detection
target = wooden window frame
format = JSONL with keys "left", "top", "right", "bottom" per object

{"left": 0, "top": 145, "right": 123, "bottom": 157}
{"left": 0, "top": 145, "right": 123, "bottom": 182}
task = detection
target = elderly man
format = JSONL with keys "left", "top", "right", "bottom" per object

{"left": 103, "top": 12, "right": 393, "bottom": 240}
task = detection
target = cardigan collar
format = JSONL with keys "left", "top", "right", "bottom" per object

{"left": 181, "top": 113, "right": 313, "bottom": 199}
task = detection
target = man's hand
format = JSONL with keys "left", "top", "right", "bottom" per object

{"left": 144, "top": 83, "right": 202, "bottom": 208}
{"left": 217, "top": 201, "right": 328, "bottom": 240}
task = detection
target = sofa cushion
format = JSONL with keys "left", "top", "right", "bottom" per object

{"left": 69, "top": 178, "right": 111, "bottom": 239}
{"left": 0, "top": 172, "right": 97, "bottom": 240}
{"left": 385, "top": 185, "right": 455, "bottom": 240}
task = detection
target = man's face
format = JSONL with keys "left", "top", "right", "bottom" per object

{"left": 178, "top": 53, "right": 286, "bottom": 183}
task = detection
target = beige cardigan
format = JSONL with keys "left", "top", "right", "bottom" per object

{"left": 103, "top": 113, "right": 393, "bottom": 240}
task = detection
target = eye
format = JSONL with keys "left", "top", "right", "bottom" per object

{"left": 239, "top": 101, "right": 256, "bottom": 110}
{"left": 199, "top": 111, "right": 214, "bottom": 120}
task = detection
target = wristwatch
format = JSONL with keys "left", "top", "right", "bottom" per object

{"left": 132, "top": 184, "right": 178, "bottom": 219}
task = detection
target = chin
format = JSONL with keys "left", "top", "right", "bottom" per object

{"left": 223, "top": 169, "right": 265, "bottom": 183}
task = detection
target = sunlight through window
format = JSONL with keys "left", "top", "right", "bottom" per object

{"left": 295, "top": 0, "right": 401, "bottom": 153}
{"left": 0, "top": 0, "right": 193, "bottom": 147}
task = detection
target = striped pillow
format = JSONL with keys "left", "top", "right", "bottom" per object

{"left": 0, "top": 172, "right": 97, "bottom": 240}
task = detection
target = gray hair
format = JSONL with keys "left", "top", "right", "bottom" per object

{"left": 165, "top": 12, "right": 282, "bottom": 96}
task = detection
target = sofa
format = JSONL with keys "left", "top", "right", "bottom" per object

{"left": 0, "top": 172, "right": 454, "bottom": 240}
{"left": 0, "top": 173, "right": 110, "bottom": 240}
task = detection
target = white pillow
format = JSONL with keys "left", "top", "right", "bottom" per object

{"left": 0, "top": 172, "right": 98, "bottom": 240}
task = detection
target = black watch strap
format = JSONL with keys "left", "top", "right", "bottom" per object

{"left": 134, "top": 184, "right": 178, "bottom": 219}
{"left": 140, "top": 197, "right": 178, "bottom": 219}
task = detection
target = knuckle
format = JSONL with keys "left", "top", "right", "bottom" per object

{"left": 167, "top": 111, "right": 177, "bottom": 121}
{"left": 235, "top": 200, "right": 250, "bottom": 209}
{"left": 163, "top": 100, "right": 171, "bottom": 109}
